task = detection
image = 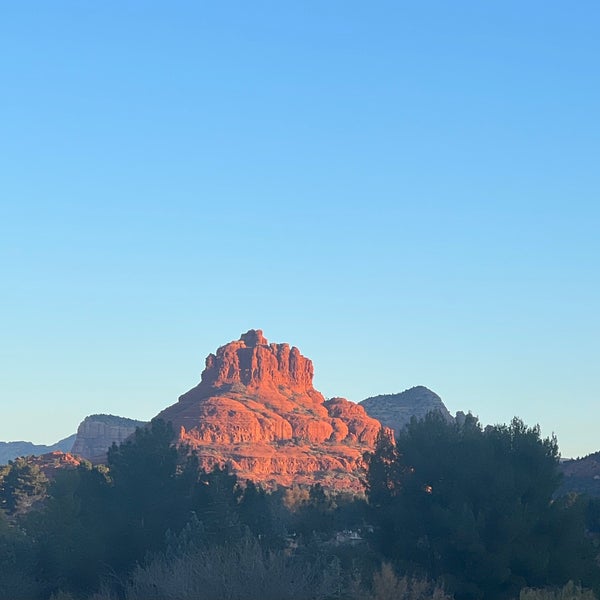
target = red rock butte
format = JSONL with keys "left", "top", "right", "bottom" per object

{"left": 156, "top": 330, "right": 383, "bottom": 492}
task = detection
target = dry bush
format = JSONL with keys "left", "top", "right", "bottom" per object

{"left": 48, "top": 592, "right": 77, "bottom": 600}
{"left": 519, "top": 581, "right": 597, "bottom": 600}
{"left": 354, "top": 562, "right": 453, "bottom": 600}
{"left": 86, "top": 583, "right": 119, "bottom": 600}
{"left": 118, "top": 536, "right": 342, "bottom": 600}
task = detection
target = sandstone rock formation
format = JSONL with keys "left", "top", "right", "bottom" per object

{"left": 71, "top": 414, "right": 147, "bottom": 464}
{"left": 30, "top": 451, "right": 84, "bottom": 479}
{"left": 156, "top": 330, "right": 383, "bottom": 492}
{"left": 360, "top": 385, "right": 452, "bottom": 437}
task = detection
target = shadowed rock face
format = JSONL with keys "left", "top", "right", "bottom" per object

{"left": 360, "top": 386, "right": 453, "bottom": 437}
{"left": 558, "top": 452, "right": 600, "bottom": 497}
{"left": 156, "top": 330, "right": 383, "bottom": 492}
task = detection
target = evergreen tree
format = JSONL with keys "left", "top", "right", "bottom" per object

{"left": 191, "top": 464, "right": 241, "bottom": 543}
{"left": 22, "top": 465, "right": 111, "bottom": 598}
{"left": 238, "top": 480, "right": 282, "bottom": 543}
{"left": 365, "top": 413, "right": 597, "bottom": 600}
{"left": 0, "top": 457, "right": 48, "bottom": 516}
{"left": 105, "top": 419, "right": 188, "bottom": 572}
{"left": 0, "top": 509, "right": 41, "bottom": 599}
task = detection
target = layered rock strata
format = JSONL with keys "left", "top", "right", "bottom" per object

{"left": 71, "top": 414, "right": 147, "bottom": 464}
{"left": 156, "top": 330, "right": 383, "bottom": 492}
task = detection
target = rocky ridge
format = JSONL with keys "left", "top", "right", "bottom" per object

{"left": 0, "top": 435, "right": 76, "bottom": 466}
{"left": 156, "top": 330, "right": 383, "bottom": 492}
{"left": 558, "top": 452, "right": 600, "bottom": 497}
{"left": 360, "top": 385, "right": 453, "bottom": 437}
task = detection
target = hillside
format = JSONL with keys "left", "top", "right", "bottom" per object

{"left": 558, "top": 451, "right": 600, "bottom": 497}
{"left": 360, "top": 385, "right": 452, "bottom": 436}
{"left": 0, "top": 434, "right": 76, "bottom": 465}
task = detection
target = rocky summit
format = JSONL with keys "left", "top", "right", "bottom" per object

{"left": 360, "top": 385, "right": 453, "bottom": 437}
{"left": 155, "top": 330, "right": 383, "bottom": 492}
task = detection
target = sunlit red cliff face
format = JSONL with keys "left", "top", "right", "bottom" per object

{"left": 156, "top": 330, "right": 383, "bottom": 492}
{"left": 25, "top": 451, "right": 83, "bottom": 480}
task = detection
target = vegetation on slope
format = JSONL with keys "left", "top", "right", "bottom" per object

{"left": 0, "top": 416, "right": 598, "bottom": 600}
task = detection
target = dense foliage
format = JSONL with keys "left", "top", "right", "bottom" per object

{"left": 365, "top": 413, "right": 600, "bottom": 600}
{"left": 0, "top": 416, "right": 598, "bottom": 600}
{"left": 0, "top": 457, "right": 48, "bottom": 516}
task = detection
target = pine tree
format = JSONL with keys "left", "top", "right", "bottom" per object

{"left": 0, "top": 457, "right": 48, "bottom": 516}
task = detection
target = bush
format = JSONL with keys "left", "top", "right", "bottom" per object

{"left": 519, "top": 581, "right": 597, "bottom": 599}
{"left": 117, "top": 535, "right": 343, "bottom": 600}
{"left": 357, "top": 562, "right": 453, "bottom": 600}
{"left": 0, "top": 512, "right": 42, "bottom": 600}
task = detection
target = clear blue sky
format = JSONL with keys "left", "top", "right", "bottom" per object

{"left": 1, "top": 2, "right": 598, "bottom": 458}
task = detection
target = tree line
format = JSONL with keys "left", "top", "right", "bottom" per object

{"left": 0, "top": 415, "right": 599, "bottom": 600}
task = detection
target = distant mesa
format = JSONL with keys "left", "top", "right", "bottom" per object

{"left": 360, "top": 385, "right": 453, "bottom": 437}
{"left": 155, "top": 329, "right": 383, "bottom": 492}
{"left": 1, "top": 415, "right": 147, "bottom": 467}
{"left": 71, "top": 414, "right": 147, "bottom": 464}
